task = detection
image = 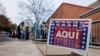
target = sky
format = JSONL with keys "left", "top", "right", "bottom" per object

{"left": 0, "top": 0, "right": 97, "bottom": 25}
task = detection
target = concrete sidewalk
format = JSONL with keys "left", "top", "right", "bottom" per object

{"left": 36, "top": 43, "right": 100, "bottom": 56}
{"left": 0, "top": 39, "right": 100, "bottom": 56}
{"left": 36, "top": 43, "right": 71, "bottom": 56}
{"left": 0, "top": 40, "right": 43, "bottom": 56}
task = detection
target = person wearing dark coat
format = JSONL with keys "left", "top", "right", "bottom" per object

{"left": 26, "top": 26, "right": 30, "bottom": 40}
{"left": 17, "top": 25, "right": 21, "bottom": 39}
{"left": 41, "top": 22, "right": 47, "bottom": 42}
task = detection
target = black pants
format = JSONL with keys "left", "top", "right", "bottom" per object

{"left": 17, "top": 32, "right": 21, "bottom": 39}
{"left": 26, "top": 33, "right": 29, "bottom": 40}
{"left": 42, "top": 30, "right": 46, "bottom": 42}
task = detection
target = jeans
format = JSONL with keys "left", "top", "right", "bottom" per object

{"left": 34, "top": 30, "right": 39, "bottom": 40}
{"left": 21, "top": 32, "right": 26, "bottom": 40}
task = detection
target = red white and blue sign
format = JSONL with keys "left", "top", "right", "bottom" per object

{"left": 48, "top": 19, "right": 92, "bottom": 51}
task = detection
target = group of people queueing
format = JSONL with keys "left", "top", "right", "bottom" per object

{"left": 34, "top": 22, "right": 47, "bottom": 42}
{"left": 17, "top": 22, "right": 30, "bottom": 40}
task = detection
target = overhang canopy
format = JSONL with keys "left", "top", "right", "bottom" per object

{"left": 79, "top": 6, "right": 100, "bottom": 18}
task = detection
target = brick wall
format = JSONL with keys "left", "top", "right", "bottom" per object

{"left": 46, "top": 3, "right": 92, "bottom": 24}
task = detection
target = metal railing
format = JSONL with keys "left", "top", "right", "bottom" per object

{"left": 34, "top": 24, "right": 48, "bottom": 43}
{"left": 90, "top": 20, "right": 100, "bottom": 48}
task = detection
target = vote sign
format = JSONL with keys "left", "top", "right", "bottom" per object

{"left": 48, "top": 19, "right": 92, "bottom": 51}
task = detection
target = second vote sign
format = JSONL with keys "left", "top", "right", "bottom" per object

{"left": 48, "top": 19, "right": 92, "bottom": 51}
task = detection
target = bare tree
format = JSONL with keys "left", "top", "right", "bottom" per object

{"left": 0, "top": 2, "right": 6, "bottom": 15}
{"left": 18, "top": 0, "right": 53, "bottom": 24}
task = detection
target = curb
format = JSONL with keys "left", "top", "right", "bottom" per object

{"left": 33, "top": 42, "right": 45, "bottom": 56}
{"left": 37, "top": 45, "right": 45, "bottom": 56}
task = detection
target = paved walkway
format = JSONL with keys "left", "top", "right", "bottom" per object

{"left": 0, "top": 40, "right": 43, "bottom": 56}
{"left": 36, "top": 43, "right": 100, "bottom": 56}
{"left": 0, "top": 39, "right": 100, "bottom": 56}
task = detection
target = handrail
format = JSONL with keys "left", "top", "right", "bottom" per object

{"left": 92, "top": 20, "right": 100, "bottom": 24}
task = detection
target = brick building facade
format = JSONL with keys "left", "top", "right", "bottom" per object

{"left": 46, "top": 3, "right": 92, "bottom": 24}
{"left": 46, "top": 3, "right": 100, "bottom": 23}
{"left": 46, "top": 2, "right": 100, "bottom": 45}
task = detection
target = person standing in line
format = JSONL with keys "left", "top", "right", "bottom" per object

{"left": 17, "top": 23, "right": 21, "bottom": 40}
{"left": 9, "top": 28, "right": 12, "bottom": 37}
{"left": 20, "top": 22, "right": 26, "bottom": 40}
{"left": 41, "top": 22, "right": 47, "bottom": 42}
{"left": 12, "top": 29, "right": 17, "bottom": 38}
{"left": 33, "top": 22, "right": 39, "bottom": 40}
{"left": 26, "top": 26, "right": 30, "bottom": 40}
